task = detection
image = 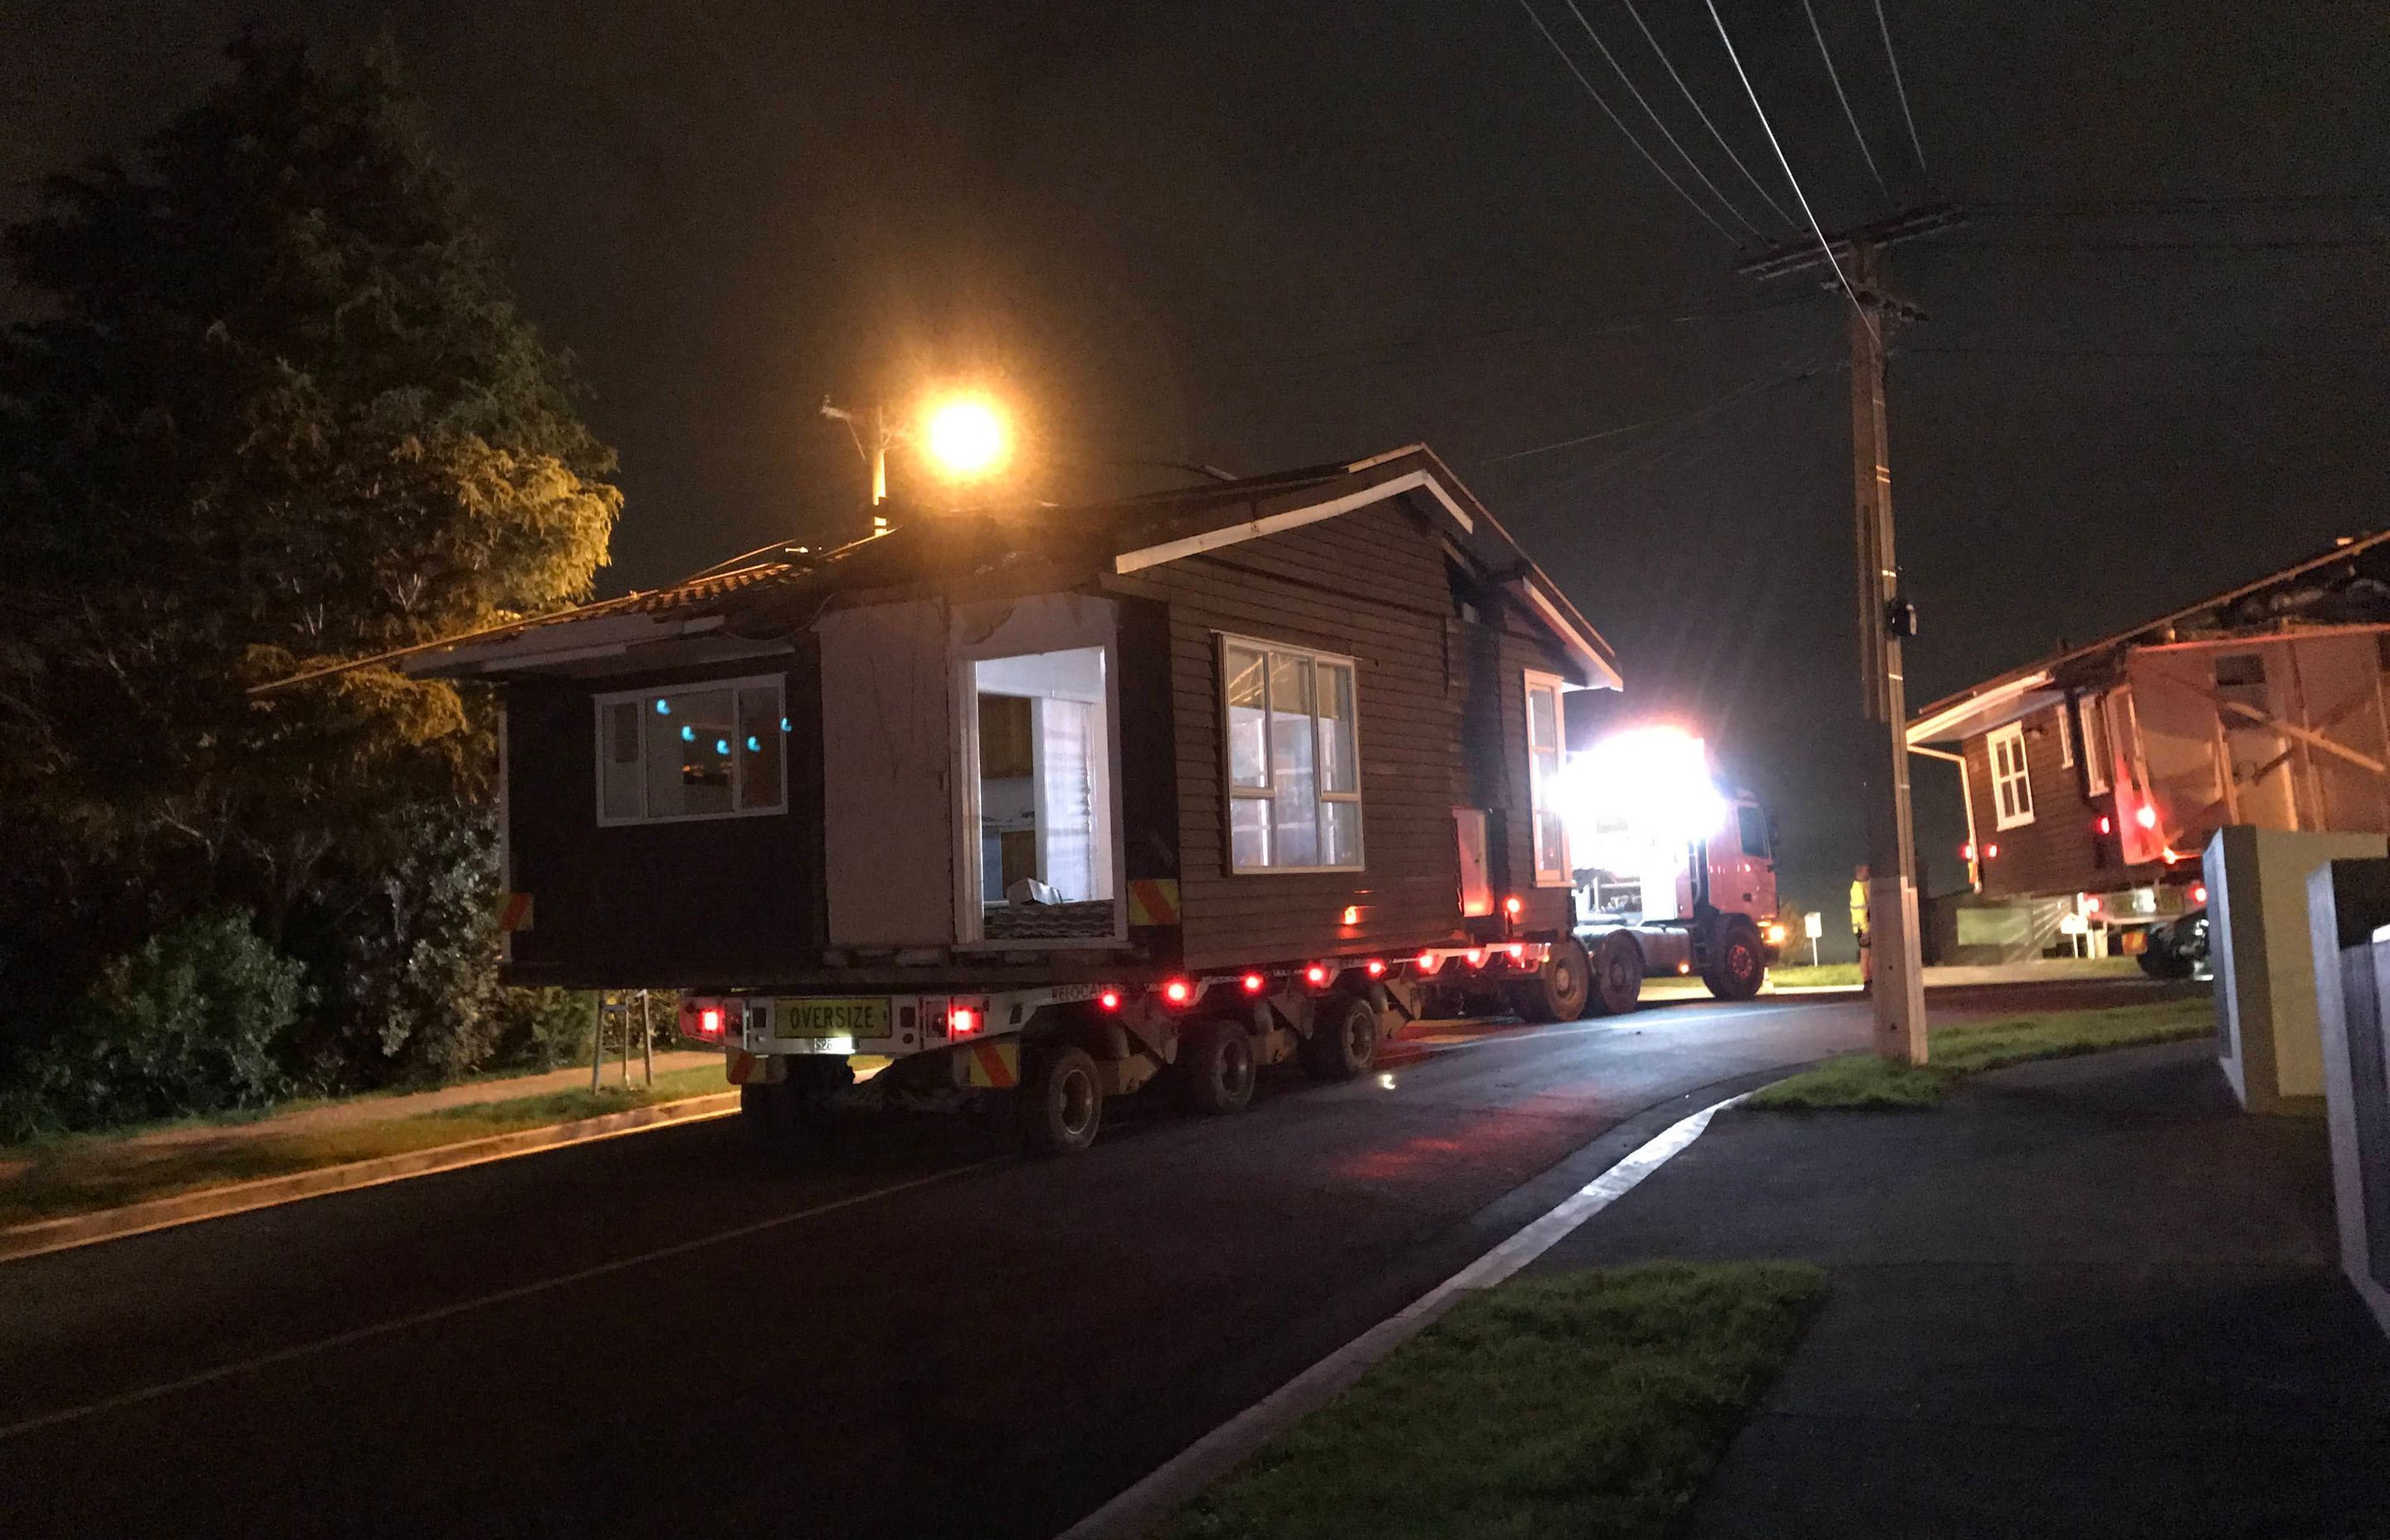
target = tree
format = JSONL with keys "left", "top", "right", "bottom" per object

{"left": 0, "top": 33, "right": 619, "bottom": 1092}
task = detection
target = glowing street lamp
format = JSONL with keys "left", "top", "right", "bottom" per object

{"left": 821, "top": 391, "right": 1013, "bottom": 519}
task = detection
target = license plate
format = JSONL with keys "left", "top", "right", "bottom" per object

{"left": 780, "top": 997, "right": 890, "bottom": 1038}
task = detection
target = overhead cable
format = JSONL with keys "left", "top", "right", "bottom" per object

{"left": 1803, "top": 0, "right": 1888, "bottom": 195}
{"left": 1871, "top": 0, "right": 1929, "bottom": 174}
{"left": 1514, "top": 0, "right": 1742, "bottom": 246}
{"left": 1560, "top": 0, "right": 1767, "bottom": 240}
{"left": 1613, "top": 0, "right": 1795, "bottom": 228}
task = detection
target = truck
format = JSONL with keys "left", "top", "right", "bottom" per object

{"left": 391, "top": 445, "right": 1703, "bottom": 1155}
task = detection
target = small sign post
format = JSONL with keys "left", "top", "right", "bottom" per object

{"left": 1803, "top": 910, "right": 1824, "bottom": 969}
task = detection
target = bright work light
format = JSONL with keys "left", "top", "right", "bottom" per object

{"left": 921, "top": 396, "right": 1009, "bottom": 480}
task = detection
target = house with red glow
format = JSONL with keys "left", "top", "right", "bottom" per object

{"left": 1905, "top": 531, "right": 2390, "bottom": 960}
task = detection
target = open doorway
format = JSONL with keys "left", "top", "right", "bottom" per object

{"left": 969, "top": 646, "right": 1116, "bottom": 940}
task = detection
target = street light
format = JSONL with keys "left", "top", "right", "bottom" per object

{"left": 821, "top": 391, "right": 1013, "bottom": 524}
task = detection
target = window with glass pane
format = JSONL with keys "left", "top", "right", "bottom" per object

{"left": 1221, "top": 637, "right": 1363, "bottom": 871}
{"left": 596, "top": 675, "right": 787, "bottom": 825}
{"left": 1526, "top": 675, "right": 1567, "bottom": 883}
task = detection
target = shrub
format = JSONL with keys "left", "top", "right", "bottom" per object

{"left": 6, "top": 912, "right": 304, "bottom": 1137}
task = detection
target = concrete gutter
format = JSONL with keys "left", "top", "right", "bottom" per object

{"left": 0, "top": 1092, "right": 740, "bottom": 1265}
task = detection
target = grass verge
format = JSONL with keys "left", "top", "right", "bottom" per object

{"left": 0, "top": 1065, "right": 727, "bottom": 1228}
{"left": 1746, "top": 998, "right": 2212, "bottom": 1109}
{"left": 1768, "top": 962, "right": 1859, "bottom": 988}
{"left": 1158, "top": 1261, "right": 1826, "bottom": 1540}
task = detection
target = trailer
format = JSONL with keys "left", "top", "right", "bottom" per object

{"left": 403, "top": 445, "right": 1627, "bottom": 1153}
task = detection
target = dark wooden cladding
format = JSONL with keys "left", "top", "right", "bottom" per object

{"left": 1963, "top": 702, "right": 2158, "bottom": 899}
{"left": 504, "top": 645, "right": 825, "bottom": 987}
{"left": 1107, "top": 493, "right": 1578, "bottom": 971}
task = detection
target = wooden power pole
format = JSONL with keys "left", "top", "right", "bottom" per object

{"left": 1739, "top": 203, "right": 1963, "bottom": 1064}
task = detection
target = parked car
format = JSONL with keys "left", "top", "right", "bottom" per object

{"left": 2138, "top": 908, "right": 2209, "bottom": 981}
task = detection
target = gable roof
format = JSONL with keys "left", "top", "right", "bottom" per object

{"left": 258, "top": 445, "right": 1618, "bottom": 694}
{"left": 1907, "top": 526, "right": 2390, "bottom": 745}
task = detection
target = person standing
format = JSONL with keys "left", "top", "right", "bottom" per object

{"left": 1849, "top": 864, "right": 1872, "bottom": 991}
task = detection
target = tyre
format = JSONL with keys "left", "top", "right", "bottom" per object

{"left": 1176, "top": 1016, "right": 1258, "bottom": 1115}
{"left": 1704, "top": 919, "right": 1767, "bottom": 1001}
{"left": 1512, "top": 937, "right": 1593, "bottom": 1023}
{"left": 1586, "top": 932, "right": 1644, "bottom": 1016}
{"left": 2139, "top": 939, "right": 2194, "bottom": 980}
{"left": 1018, "top": 1043, "right": 1104, "bottom": 1154}
{"left": 1300, "top": 993, "right": 1380, "bottom": 1081}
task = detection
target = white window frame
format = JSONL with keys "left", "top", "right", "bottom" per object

{"left": 1988, "top": 720, "right": 2036, "bottom": 831}
{"left": 1523, "top": 669, "right": 1571, "bottom": 886}
{"left": 1219, "top": 634, "right": 1365, "bottom": 875}
{"left": 2080, "top": 693, "right": 2110, "bottom": 795}
{"left": 2056, "top": 704, "right": 2073, "bottom": 768}
{"left": 593, "top": 673, "right": 788, "bottom": 827}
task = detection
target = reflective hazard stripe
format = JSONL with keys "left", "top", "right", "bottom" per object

{"left": 964, "top": 1041, "right": 1019, "bottom": 1089}
{"left": 727, "top": 1050, "right": 759, "bottom": 1085}
{"left": 498, "top": 892, "right": 534, "bottom": 933}
{"left": 1127, "top": 878, "right": 1180, "bottom": 927}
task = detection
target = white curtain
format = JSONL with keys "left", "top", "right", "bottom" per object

{"left": 1038, "top": 698, "right": 1096, "bottom": 900}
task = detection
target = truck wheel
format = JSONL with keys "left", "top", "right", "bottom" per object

{"left": 1018, "top": 1044, "right": 1103, "bottom": 1154}
{"left": 1587, "top": 933, "right": 1644, "bottom": 1016}
{"left": 1512, "top": 937, "right": 1593, "bottom": 1022}
{"left": 1300, "top": 993, "right": 1380, "bottom": 1081}
{"left": 1704, "top": 920, "right": 1768, "bottom": 1001}
{"left": 1177, "top": 1017, "right": 1257, "bottom": 1115}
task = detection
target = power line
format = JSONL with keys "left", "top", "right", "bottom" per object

{"left": 1514, "top": 0, "right": 1742, "bottom": 246}
{"left": 1559, "top": 0, "right": 1765, "bottom": 240}
{"left": 1905, "top": 343, "right": 2390, "bottom": 359}
{"left": 1479, "top": 351, "right": 1832, "bottom": 465}
{"left": 1802, "top": 0, "right": 1887, "bottom": 196}
{"left": 1702, "top": 0, "right": 1874, "bottom": 340}
{"left": 1613, "top": 0, "right": 1794, "bottom": 228}
{"left": 1943, "top": 236, "right": 2390, "bottom": 253}
{"left": 1871, "top": 0, "right": 1929, "bottom": 175}
{"left": 1975, "top": 193, "right": 2390, "bottom": 216}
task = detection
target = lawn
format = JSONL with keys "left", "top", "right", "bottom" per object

{"left": 0, "top": 1065, "right": 729, "bottom": 1229}
{"left": 1767, "top": 962, "right": 1860, "bottom": 988}
{"left": 1746, "top": 998, "right": 2213, "bottom": 1109}
{"left": 1158, "top": 1262, "right": 1826, "bottom": 1540}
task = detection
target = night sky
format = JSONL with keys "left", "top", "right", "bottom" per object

{"left": 10, "top": 1, "right": 2389, "bottom": 952}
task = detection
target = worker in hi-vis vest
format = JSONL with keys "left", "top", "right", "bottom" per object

{"left": 1850, "top": 865, "right": 1871, "bottom": 991}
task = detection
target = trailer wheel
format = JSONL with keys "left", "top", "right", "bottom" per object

{"left": 1587, "top": 933, "right": 1645, "bottom": 1016}
{"left": 1300, "top": 993, "right": 1380, "bottom": 1081}
{"left": 1176, "top": 1017, "right": 1258, "bottom": 1115}
{"left": 1512, "top": 937, "right": 1593, "bottom": 1022}
{"left": 1018, "top": 1044, "right": 1104, "bottom": 1154}
{"left": 1704, "top": 919, "right": 1768, "bottom": 1001}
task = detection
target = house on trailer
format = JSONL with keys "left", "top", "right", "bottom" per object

{"left": 1905, "top": 530, "right": 2390, "bottom": 962}
{"left": 398, "top": 445, "right": 1619, "bottom": 999}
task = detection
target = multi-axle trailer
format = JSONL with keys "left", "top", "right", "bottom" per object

{"left": 402, "top": 445, "right": 1778, "bottom": 1156}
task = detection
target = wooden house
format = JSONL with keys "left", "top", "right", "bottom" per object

{"left": 402, "top": 446, "right": 1618, "bottom": 992}
{"left": 1906, "top": 530, "right": 2390, "bottom": 952}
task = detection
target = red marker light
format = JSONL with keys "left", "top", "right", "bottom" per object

{"left": 1341, "top": 905, "right": 1361, "bottom": 926}
{"left": 1504, "top": 895, "right": 1524, "bottom": 918}
{"left": 698, "top": 1006, "right": 724, "bottom": 1041}
{"left": 1415, "top": 950, "right": 1442, "bottom": 975}
{"left": 1242, "top": 972, "right": 1266, "bottom": 994}
{"left": 1464, "top": 948, "right": 1485, "bottom": 968}
{"left": 2096, "top": 815, "right": 2113, "bottom": 835}
{"left": 1983, "top": 842, "right": 1999, "bottom": 860}
{"left": 948, "top": 1006, "right": 981, "bottom": 1039}
{"left": 1163, "top": 978, "right": 1194, "bottom": 1007}
{"left": 2192, "top": 883, "right": 2208, "bottom": 906}
{"left": 1506, "top": 943, "right": 1525, "bottom": 962}
{"left": 1304, "top": 962, "right": 1330, "bottom": 987}
{"left": 2135, "top": 803, "right": 2158, "bottom": 831}
{"left": 1961, "top": 841, "right": 1975, "bottom": 862}
{"left": 1364, "top": 958, "right": 1388, "bottom": 978}
{"left": 1097, "top": 988, "right": 1122, "bottom": 1011}
{"left": 2085, "top": 894, "right": 2103, "bottom": 914}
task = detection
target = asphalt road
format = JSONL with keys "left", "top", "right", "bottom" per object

{"left": 0, "top": 982, "right": 2189, "bottom": 1540}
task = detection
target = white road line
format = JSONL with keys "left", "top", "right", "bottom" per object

{"left": 0, "top": 1161, "right": 997, "bottom": 1444}
{"left": 1054, "top": 1093, "right": 1749, "bottom": 1540}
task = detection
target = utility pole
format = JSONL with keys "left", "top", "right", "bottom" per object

{"left": 1739, "top": 203, "right": 1962, "bottom": 1065}
{"left": 820, "top": 399, "right": 894, "bottom": 534}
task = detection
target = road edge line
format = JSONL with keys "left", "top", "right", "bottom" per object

{"left": 1053, "top": 1089, "right": 1751, "bottom": 1540}
{"left": 0, "top": 1093, "right": 742, "bottom": 1264}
